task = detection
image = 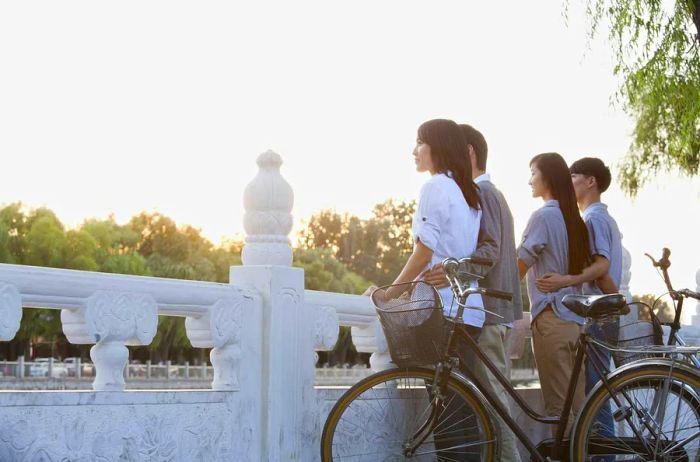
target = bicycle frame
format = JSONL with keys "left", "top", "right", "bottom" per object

{"left": 436, "top": 323, "right": 592, "bottom": 462}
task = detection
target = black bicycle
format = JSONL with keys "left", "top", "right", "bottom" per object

{"left": 320, "top": 257, "right": 700, "bottom": 461}
{"left": 644, "top": 248, "right": 700, "bottom": 368}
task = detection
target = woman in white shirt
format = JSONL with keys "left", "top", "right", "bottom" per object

{"left": 388, "top": 118, "right": 484, "bottom": 327}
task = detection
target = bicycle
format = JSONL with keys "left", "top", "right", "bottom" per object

{"left": 320, "top": 257, "right": 700, "bottom": 461}
{"left": 644, "top": 248, "right": 700, "bottom": 367}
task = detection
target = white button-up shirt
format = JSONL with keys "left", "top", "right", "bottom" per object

{"left": 412, "top": 172, "right": 484, "bottom": 327}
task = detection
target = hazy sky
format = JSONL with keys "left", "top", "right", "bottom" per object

{"left": 1, "top": 1, "right": 698, "bottom": 320}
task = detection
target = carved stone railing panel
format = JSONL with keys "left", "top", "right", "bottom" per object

{"left": 0, "top": 391, "right": 258, "bottom": 462}
{"left": 0, "top": 282, "right": 21, "bottom": 341}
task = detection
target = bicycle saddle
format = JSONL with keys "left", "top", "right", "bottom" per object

{"left": 562, "top": 293, "right": 629, "bottom": 319}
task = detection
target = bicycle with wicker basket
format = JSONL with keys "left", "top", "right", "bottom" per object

{"left": 320, "top": 256, "right": 700, "bottom": 461}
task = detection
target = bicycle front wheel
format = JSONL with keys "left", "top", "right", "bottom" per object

{"left": 320, "top": 367, "right": 498, "bottom": 461}
{"left": 571, "top": 362, "right": 700, "bottom": 461}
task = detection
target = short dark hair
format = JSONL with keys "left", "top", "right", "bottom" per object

{"left": 569, "top": 157, "right": 612, "bottom": 193}
{"left": 459, "top": 124, "right": 488, "bottom": 171}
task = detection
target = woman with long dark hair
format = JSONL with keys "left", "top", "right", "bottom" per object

{"left": 388, "top": 118, "right": 484, "bottom": 326}
{"left": 517, "top": 152, "right": 590, "bottom": 435}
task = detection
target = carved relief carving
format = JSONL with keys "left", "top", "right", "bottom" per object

{"left": 85, "top": 291, "right": 158, "bottom": 344}
{"left": 314, "top": 306, "right": 339, "bottom": 350}
{"left": 185, "top": 294, "right": 251, "bottom": 349}
{"left": 280, "top": 287, "right": 300, "bottom": 306}
{"left": 0, "top": 413, "right": 234, "bottom": 462}
{"left": 0, "top": 282, "right": 21, "bottom": 341}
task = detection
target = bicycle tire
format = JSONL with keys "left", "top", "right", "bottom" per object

{"left": 320, "top": 367, "right": 499, "bottom": 461}
{"left": 571, "top": 361, "right": 700, "bottom": 461}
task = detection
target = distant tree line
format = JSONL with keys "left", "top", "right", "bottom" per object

{"left": 0, "top": 203, "right": 241, "bottom": 364}
{"left": 0, "top": 200, "right": 418, "bottom": 365}
{"left": 1, "top": 200, "right": 659, "bottom": 368}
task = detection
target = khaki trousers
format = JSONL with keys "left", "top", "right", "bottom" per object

{"left": 472, "top": 324, "right": 522, "bottom": 462}
{"left": 531, "top": 309, "right": 586, "bottom": 438}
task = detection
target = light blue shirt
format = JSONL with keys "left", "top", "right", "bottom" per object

{"left": 582, "top": 202, "right": 623, "bottom": 295}
{"left": 517, "top": 200, "right": 584, "bottom": 325}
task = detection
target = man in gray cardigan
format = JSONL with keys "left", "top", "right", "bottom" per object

{"left": 424, "top": 124, "right": 523, "bottom": 462}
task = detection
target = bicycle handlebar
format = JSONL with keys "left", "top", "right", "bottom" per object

{"left": 442, "top": 258, "right": 513, "bottom": 303}
{"left": 481, "top": 288, "right": 513, "bottom": 301}
{"left": 678, "top": 289, "right": 700, "bottom": 301}
{"left": 645, "top": 247, "right": 674, "bottom": 292}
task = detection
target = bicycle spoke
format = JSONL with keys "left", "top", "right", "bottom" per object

{"left": 323, "top": 368, "right": 496, "bottom": 461}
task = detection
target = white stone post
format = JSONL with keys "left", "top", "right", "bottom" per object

{"left": 230, "top": 150, "right": 318, "bottom": 461}
{"left": 61, "top": 291, "right": 158, "bottom": 391}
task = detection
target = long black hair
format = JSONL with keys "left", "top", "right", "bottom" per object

{"left": 417, "top": 119, "right": 480, "bottom": 209}
{"left": 530, "top": 152, "right": 590, "bottom": 275}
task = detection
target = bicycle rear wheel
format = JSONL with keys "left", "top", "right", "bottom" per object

{"left": 571, "top": 362, "right": 700, "bottom": 461}
{"left": 320, "top": 367, "right": 498, "bottom": 461}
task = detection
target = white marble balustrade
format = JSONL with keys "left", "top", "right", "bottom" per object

{"left": 1, "top": 149, "right": 693, "bottom": 462}
{"left": 0, "top": 264, "right": 257, "bottom": 391}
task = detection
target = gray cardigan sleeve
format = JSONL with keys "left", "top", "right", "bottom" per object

{"left": 472, "top": 187, "right": 501, "bottom": 277}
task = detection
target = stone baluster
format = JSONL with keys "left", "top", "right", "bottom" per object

{"left": 314, "top": 305, "right": 340, "bottom": 363}
{"left": 619, "top": 246, "right": 637, "bottom": 323}
{"left": 230, "top": 150, "right": 317, "bottom": 461}
{"left": 0, "top": 282, "right": 22, "bottom": 341}
{"left": 693, "top": 269, "right": 700, "bottom": 328}
{"left": 185, "top": 293, "right": 256, "bottom": 390}
{"left": 61, "top": 291, "right": 157, "bottom": 391}
{"left": 352, "top": 321, "right": 392, "bottom": 373}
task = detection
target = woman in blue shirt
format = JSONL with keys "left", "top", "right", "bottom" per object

{"left": 517, "top": 152, "right": 591, "bottom": 436}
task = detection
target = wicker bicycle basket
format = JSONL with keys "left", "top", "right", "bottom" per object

{"left": 372, "top": 281, "right": 452, "bottom": 368}
{"left": 594, "top": 307, "right": 664, "bottom": 367}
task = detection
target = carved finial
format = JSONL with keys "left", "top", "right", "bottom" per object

{"left": 241, "top": 150, "right": 294, "bottom": 266}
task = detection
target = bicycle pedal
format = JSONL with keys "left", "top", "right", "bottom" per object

{"left": 613, "top": 406, "right": 632, "bottom": 422}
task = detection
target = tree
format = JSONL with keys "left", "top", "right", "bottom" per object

{"left": 633, "top": 293, "right": 675, "bottom": 322}
{"left": 632, "top": 294, "right": 676, "bottom": 323}
{"left": 579, "top": 0, "right": 700, "bottom": 194}
{"left": 294, "top": 248, "right": 370, "bottom": 295}
{"left": 0, "top": 205, "right": 244, "bottom": 363}
{"left": 297, "top": 199, "right": 415, "bottom": 286}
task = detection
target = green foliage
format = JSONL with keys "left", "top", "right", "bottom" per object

{"left": 633, "top": 292, "right": 675, "bottom": 322}
{"left": 294, "top": 248, "right": 371, "bottom": 294}
{"left": 298, "top": 199, "right": 416, "bottom": 286}
{"left": 25, "top": 213, "right": 66, "bottom": 267}
{"left": 579, "top": 0, "right": 700, "bottom": 194}
{"left": 2, "top": 199, "right": 405, "bottom": 364}
{"left": 0, "top": 204, "right": 243, "bottom": 362}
